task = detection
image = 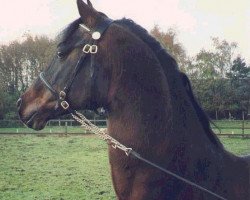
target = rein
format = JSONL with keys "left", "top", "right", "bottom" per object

{"left": 39, "top": 19, "right": 227, "bottom": 200}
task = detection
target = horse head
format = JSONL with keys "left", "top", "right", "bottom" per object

{"left": 17, "top": 0, "right": 122, "bottom": 130}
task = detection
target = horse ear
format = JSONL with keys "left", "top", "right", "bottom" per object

{"left": 77, "top": 0, "right": 99, "bottom": 28}
{"left": 87, "top": 0, "right": 93, "bottom": 8}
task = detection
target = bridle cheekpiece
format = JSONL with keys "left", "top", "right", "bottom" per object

{"left": 39, "top": 18, "right": 113, "bottom": 112}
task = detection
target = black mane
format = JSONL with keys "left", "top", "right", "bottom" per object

{"left": 115, "top": 18, "right": 223, "bottom": 148}
{"left": 115, "top": 18, "right": 178, "bottom": 70}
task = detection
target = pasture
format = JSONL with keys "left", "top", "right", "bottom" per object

{"left": 0, "top": 134, "right": 249, "bottom": 200}
{"left": 212, "top": 120, "right": 250, "bottom": 135}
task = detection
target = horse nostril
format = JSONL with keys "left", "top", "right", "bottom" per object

{"left": 17, "top": 98, "right": 22, "bottom": 108}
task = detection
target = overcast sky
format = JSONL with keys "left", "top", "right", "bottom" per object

{"left": 0, "top": 0, "right": 249, "bottom": 63}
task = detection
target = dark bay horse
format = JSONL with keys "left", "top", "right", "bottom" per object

{"left": 18, "top": 1, "right": 249, "bottom": 199}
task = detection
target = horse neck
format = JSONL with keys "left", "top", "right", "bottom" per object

{"left": 107, "top": 60, "right": 173, "bottom": 149}
{"left": 104, "top": 29, "right": 220, "bottom": 157}
{"left": 107, "top": 61, "right": 219, "bottom": 155}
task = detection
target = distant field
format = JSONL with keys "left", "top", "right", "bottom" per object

{"left": 212, "top": 120, "right": 250, "bottom": 134}
{"left": 0, "top": 126, "right": 88, "bottom": 134}
{"left": 0, "top": 134, "right": 249, "bottom": 200}
{"left": 0, "top": 120, "right": 249, "bottom": 135}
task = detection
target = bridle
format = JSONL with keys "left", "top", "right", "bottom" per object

{"left": 38, "top": 18, "right": 227, "bottom": 200}
{"left": 39, "top": 18, "right": 113, "bottom": 112}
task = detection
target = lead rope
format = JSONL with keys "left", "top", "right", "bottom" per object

{"left": 71, "top": 111, "right": 133, "bottom": 155}
{"left": 71, "top": 111, "right": 227, "bottom": 200}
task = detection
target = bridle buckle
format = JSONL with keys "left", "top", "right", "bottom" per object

{"left": 59, "top": 91, "right": 66, "bottom": 100}
{"left": 83, "top": 44, "right": 98, "bottom": 54}
{"left": 83, "top": 44, "right": 91, "bottom": 53}
{"left": 90, "top": 45, "right": 98, "bottom": 54}
{"left": 61, "top": 101, "right": 69, "bottom": 110}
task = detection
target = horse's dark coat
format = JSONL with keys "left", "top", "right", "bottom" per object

{"left": 18, "top": 1, "right": 250, "bottom": 199}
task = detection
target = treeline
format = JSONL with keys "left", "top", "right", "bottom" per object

{"left": 0, "top": 29, "right": 249, "bottom": 120}
{"left": 0, "top": 35, "right": 56, "bottom": 119}
{"left": 151, "top": 27, "right": 250, "bottom": 119}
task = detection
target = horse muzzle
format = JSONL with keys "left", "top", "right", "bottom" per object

{"left": 17, "top": 95, "right": 54, "bottom": 131}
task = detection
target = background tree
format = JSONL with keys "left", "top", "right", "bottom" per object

{"left": 226, "top": 57, "right": 250, "bottom": 115}
{"left": 188, "top": 38, "right": 248, "bottom": 119}
{"left": 211, "top": 37, "right": 237, "bottom": 77}
{"left": 0, "top": 34, "right": 56, "bottom": 119}
{"left": 150, "top": 25, "right": 188, "bottom": 71}
{"left": 187, "top": 37, "right": 237, "bottom": 79}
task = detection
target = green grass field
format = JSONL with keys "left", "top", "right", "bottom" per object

{"left": 212, "top": 120, "right": 250, "bottom": 134}
{"left": 0, "top": 134, "right": 249, "bottom": 200}
{"left": 0, "top": 135, "right": 115, "bottom": 200}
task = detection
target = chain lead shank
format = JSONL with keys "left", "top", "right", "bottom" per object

{"left": 71, "top": 111, "right": 133, "bottom": 156}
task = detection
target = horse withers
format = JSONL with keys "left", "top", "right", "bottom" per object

{"left": 18, "top": 1, "right": 249, "bottom": 199}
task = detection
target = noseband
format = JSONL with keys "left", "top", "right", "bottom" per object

{"left": 39, "top": 18, "right": 113, "bottom": 111}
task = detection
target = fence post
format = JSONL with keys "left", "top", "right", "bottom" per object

{"left": 242, "top": 111, "right": 245, "bottom": 137}
{"left": 65, "top": 122, "right": 68, "bottom": 134}
{"left": 51, "top": 121, "right": 52, "bottom": 133}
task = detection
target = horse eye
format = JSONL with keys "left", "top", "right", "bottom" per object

{"left": 57, "top": 52, "right": 64, "bottom": 59}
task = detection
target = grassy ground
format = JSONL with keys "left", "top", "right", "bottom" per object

{"left": 0, "top": 135, "right": 115, "bottom": 200}
{"left": 0, "top": 135, "right": 249, "bottom": 200}
{"left": 219, "top": 137, "right": 250, "bottom": 155}
{"left": 212, "top": 120, "right": 250, "bottom": 134}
